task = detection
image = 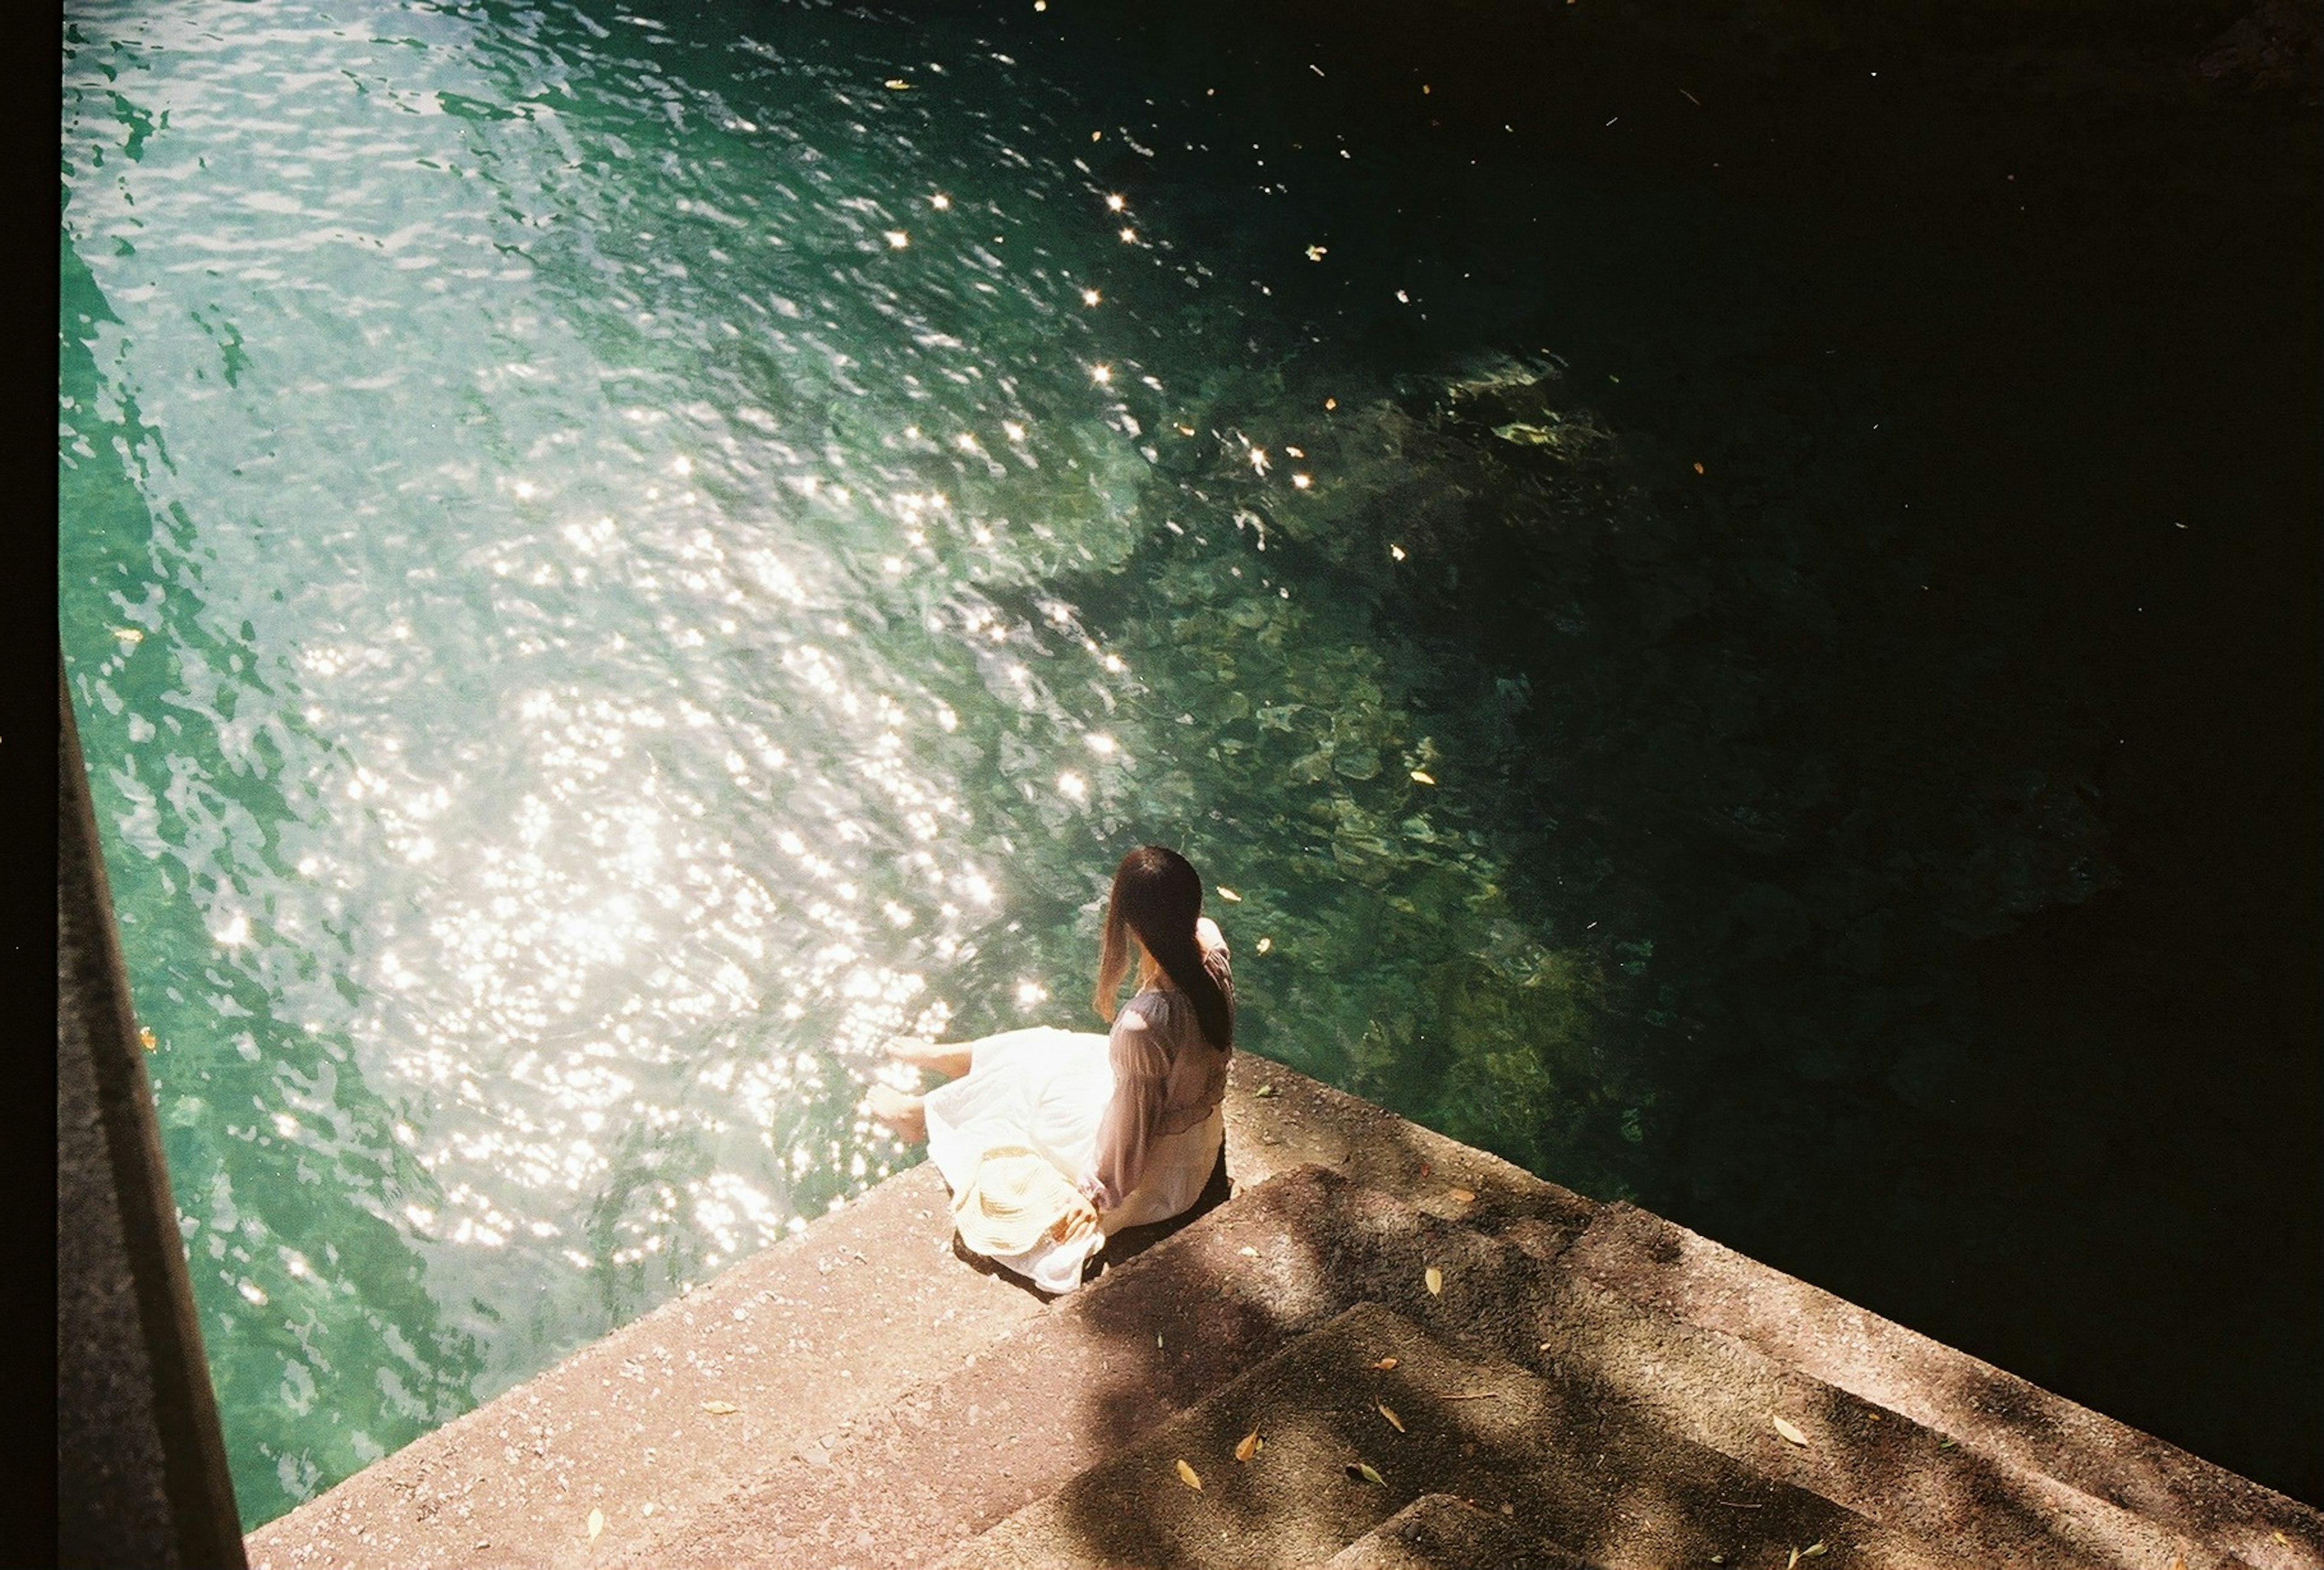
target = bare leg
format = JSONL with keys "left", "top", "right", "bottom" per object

{"left": 885, "top": 1036, "right": 974, "bottom": 1080}
{"left": 865, "top": 1083, "right": 928, "bottom": 1145}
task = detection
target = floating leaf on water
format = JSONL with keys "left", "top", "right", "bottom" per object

{"left": 1410, "top": 769, "right": 1437, "bottom": 784}
{"left": 1255, "top": 937, "right": 1273, "bottom": 954}
{"left": 1235, "top": 1429, "right": 1262, "bottom": 1463}
{"left": 1347, "top": 1461, "right": 1385, "bottom": 1486}
{"left": 1176, "top": 1459, "right": 1203, "bottom": 1491}
{"left": 1216, "top": 885, "right": 1242, "bottom": 902}
{"left": 701, "top": 1401, "right": 739, "bottom": 1416}
{"left": 1694, "top": 461, "right": 1705, "bottom": 474}
{"left": 1377, "top": 1402, "right": 1404, "bottom": 1433}
{"left": 1253, "top": 1082, "right": 1278, "bottom": 1098}
{"left": 587, "top": 1508, "right": 603, "bottom": 1541}
{"left": 1771, "top": 1414, "right": 1808, "bottom": 1447}
{"left": 883, "top": 78, "right": 911, "bottom": 89}
{"left": 138, "top": 1026, "right": 157, "bottom": 1051}
{"left": 1373, "top": 1357, "right": 1399, "bottom": 1371}
{"left": 1448, "top": 1187, "right": 1475, "bottom": 1204}
{"left": 1425, "top": 1266, "right": 1443, "bottom": 1296}
{"left": 113, "top": 627, "right": 143, "bottom": 645}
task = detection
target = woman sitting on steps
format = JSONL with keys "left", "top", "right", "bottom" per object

{"left": 865, "top": 845, "right": 1235, "bottom": 1293}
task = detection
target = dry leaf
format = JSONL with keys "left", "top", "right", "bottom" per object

{"left": 883, "top": 78, "right": 911, "bottom": 89}
{"left": 1425, "top": 1266, "right": 1443, "bottom": 1296}
{"left": 138, "top": 1027, "right": 158, "bottom": 1051}
{"left": 701, "top": 1401, "right": 739, "bottom": 1416}
{"left": 1448, "top": 1187, "right": 1475, "bottom": 1204}
{"left": 1373, "top": 1357, "right": 1399, "bottom": 1371}
{"left": 1802, "top": 1546, "right": 1827, "bottom": 1561}
{"left": 1410, "top": 769, "right": 1436, "bottom": 784}
{"left": 2272, "top": 1534, "right": 2291, "bottom": 1548}
{"left": 1347, "top": 1460, "right": 1386, "bottom": 1486}
{"left": 1377, "top": 1402, "right": 1405, "bottom": 1433}
{"left": 1253, "top": 1082, "right": 1278, "bottom": 1098}
{"left": 587, "top": 1508, "right": 604, "bottom": 1541}
{"left": 1770, "top": 1413, "right": 1808, "bottom": 1447}
{"left": 1175, "top": 1459, "right": 1203, "bottom": 1491}
{"left": 1235, "top": 1429, "right": 1262, "bottom": 1463}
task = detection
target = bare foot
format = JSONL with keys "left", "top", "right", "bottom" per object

{"left": 866, "top": 1083, "right": 928, "bottom": 1145}
{"left": 885, "top": 1037, "right": 974, "bottom": 1079}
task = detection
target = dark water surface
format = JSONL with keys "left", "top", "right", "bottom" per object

{"left": 60, "top": 0, "right": 2319, "bottom": 1522}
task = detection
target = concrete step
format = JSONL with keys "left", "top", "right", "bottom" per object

{"left": 613, "top": 1160, "right": 2242, "bottom": 1570}
{"left": 599, "top": 1163, "right": 1404, "bottom": 1569}
{"left": 1266, "top": 1175, "right": 2244, "bottom": 1570}
{"left": 243, "top": 1164, "right": 1048, "bottom": 1570}
{"left": 1318, "top": 1494, "right": 1604, "bottom": 1570}
{"left": 1564, "top": 1202, "right": 2324, "bottom": 1570}
{"left": 933, "top": 1301, "right": 1975, "bottom": 1570}
{"left": 239, "top": 1053, "right": 1584, "bottom": 1570}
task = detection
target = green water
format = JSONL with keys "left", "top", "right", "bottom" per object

{"left": 62, "top": 0, "right": 1664, "bottom": 1522}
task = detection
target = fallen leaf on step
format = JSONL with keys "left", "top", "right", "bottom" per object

{"left": 1372, "top": 1357, "right": 1399, "bottom": 1371}
{"left": 1770, "top": 1414, "right": 1808, "bottom": 1447}
{"left": 1425, "top": 1266, "right": 1443, "bottom": 1296}
{"left": 1377, "top": 1402, "right": 1405, "bottom": 1433}
{"left": 2273, "top": 1534, "right": 2291, "bottom": 1548}
{"left": 1236, "top": 1429, "right": 1262, "bottom": 1463}
{"left": 1253, "top": 1083, "right": 1278, "bottom": 1098}
{"left": 587, "top": 1508, "right": 603, "bottom": 1541}
{"left": 1448, "top": 1187, "right": 1475, "bottom": 1204}
{"left": 1176, "top": 1459, "right": 1203, "bottom": 1491}
{"left": 1347, "top": 1460, "right": 1386, "bottom": 1486}
{"left": 701, "top": 1401, "right": 739, "bottom": 1416}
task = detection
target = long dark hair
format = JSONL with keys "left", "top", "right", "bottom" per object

{"left": 1092, "top": 845, "right": 1234, "bottom": 1050}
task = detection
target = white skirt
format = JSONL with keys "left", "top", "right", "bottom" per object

{"left": 922, "top": 1027, "right": 1225, "bottom": 1293}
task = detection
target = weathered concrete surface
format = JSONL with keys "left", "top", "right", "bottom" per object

{"left": 244, "top": 1164, "right": 1041, "bottom": 1570}
{"left": 935, "top": 1301, "right": 1970, "bottom": 1570}
{"left": 1320, "top": 1495, "right": 1602, "bottom": 1570}
{"left": 626, "top": 1162, "right": 2235, "bottom": 1570}
{"left": 1565, "top": 1202, "right": 2324, "bottom": 1570}
{"left": 244, "top": 1052, "right": 2323, "bottom": 1570}
{"left": 243, "top": 1052, "right": 1583, "bottom": 1569}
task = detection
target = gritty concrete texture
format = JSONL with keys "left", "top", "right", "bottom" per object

{"left": 243, "top": 1053, "right": 1584, "bottom": 1570}
{"left": 244, "top": 1053, "right": 2323, "bottom": 1570}
{"left": 1564, "top": 1201, "right": 2324, "bottom": 1570}
{"left": 934, "top": 1301, "right": 1968, "bottom": 1570}
{"left": 1320, "top": 1494, "right": 1603, "bottom": 1570}
{"left": 243, "top": 1163, "right": 1042, "bottom": 1570}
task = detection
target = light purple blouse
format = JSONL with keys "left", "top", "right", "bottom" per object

{"left": 1085, "top": 931, "right": 1232, "bottom": 1214}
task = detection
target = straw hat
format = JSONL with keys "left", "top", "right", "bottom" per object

{"left": 951, "top": 1145, "right": 1098, "bottom": 1257}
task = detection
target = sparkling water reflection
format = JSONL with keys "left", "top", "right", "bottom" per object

{"left": 63, "top": 0, "right": 1655, "bottom": 1522}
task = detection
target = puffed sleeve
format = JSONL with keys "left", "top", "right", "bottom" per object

{"left": 1085, "top": 998, "right": 1172, "bottom": 1213}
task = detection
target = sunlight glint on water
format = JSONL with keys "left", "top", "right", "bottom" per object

{"left": 62, "top": 0, "right": 1643, "bottom": 1524}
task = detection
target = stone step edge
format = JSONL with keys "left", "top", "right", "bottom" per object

{"left": 930, "top": 1299, "right": 1971, "bottom": 1570}
{"left": 1565, "top": 1201, "right": 2324, "bottom": 1570}
{"left": 604, "top": 1159, "right": 2234, "bottom": 1570}
{"left": 601, "top": 1162, "right": 1416, "bottom": 1568}
{"left": 243, "top": 1051, "right": 1583, "bottom": 1570}
{"left": 1276, "top": 1172, "right": 2239, "bottom": 1570}
{"left": 1319, "top": 1493, "right": 1607, "bottom": 1570}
